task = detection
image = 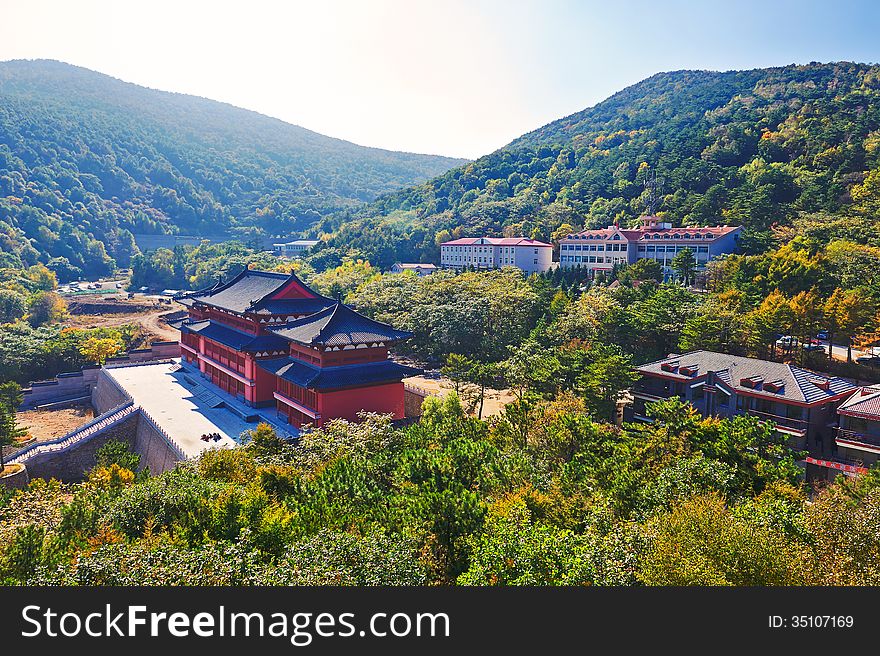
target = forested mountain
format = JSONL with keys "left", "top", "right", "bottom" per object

{"left": 0, "top": 60, "right": 465, "bottom": 278}
{"left": 313, "top": 62, "right": 880, "bottom": 268}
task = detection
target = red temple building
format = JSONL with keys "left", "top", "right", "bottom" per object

{"left": 174, "top": 269, "right": 420, "bottom": 427}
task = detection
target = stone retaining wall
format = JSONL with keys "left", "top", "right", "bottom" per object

{"left": 404, "top": 386, "right": 429, "bottom": 418}
{"left": 23, "top": 414, "right": 138, "bottom": 482}
{"left": 92, "top": 369, "right": 131, "bottom": 414}
{"left": 0, "top": 464, "right": 30, "bottom": 490}
{"left": 134, "top": 415, "right": 183, "bottom": 475}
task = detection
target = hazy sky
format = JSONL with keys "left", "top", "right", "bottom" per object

{"left": 3, "top": 0, "right": 880, "bottom": 158}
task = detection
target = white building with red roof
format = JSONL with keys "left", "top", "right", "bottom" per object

{"left": 559, "top": 216, "right": 741, "bottom": 279}
{"left": 440, "top": 236, "right": 553, "bottom": 273}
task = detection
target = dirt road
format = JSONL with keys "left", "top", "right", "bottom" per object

{"left": 65, "top": 307, "right": 180, "bottom": 343}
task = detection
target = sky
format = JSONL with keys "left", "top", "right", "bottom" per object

{"left": 2, "top": 0, "right": 880, "bottom": 159}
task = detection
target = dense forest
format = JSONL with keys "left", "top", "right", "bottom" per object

{"left": 0, "top": 60, "right": 465, "bottom": 279}
{"left": 310, "top": 62, "right": 880, "bottom": 268}
{"left": 2, "top": 399, "right": 880, "bottom": 586}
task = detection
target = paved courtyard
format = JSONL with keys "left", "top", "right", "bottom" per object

{"left": 106, "top": 360, "right": 296, "bottom": 459}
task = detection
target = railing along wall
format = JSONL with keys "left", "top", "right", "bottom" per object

{"left": 8, "top": 401, "right": 137, "bottom": 464}
{"left": 138, "top": 408, "right": 187, "bottom": 461}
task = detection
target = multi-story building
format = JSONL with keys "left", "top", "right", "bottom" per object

{"left": 273, "top": 239, "right": 320, "bottom": 258}
{"left": 440, "top": 237, "right": 553, "bottom": 273}
{"left": 558, "top": 216, "right": 741, "bottom": 279}
{"left": 627, "top": 350, "right": 857, "bottom": 454}
{"left": 834, "top": 387, "right": 880, "bottom": 474}
{"left": 175, "top": 269, "right": 420, "bottom": 427}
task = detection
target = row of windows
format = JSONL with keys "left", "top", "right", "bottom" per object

{"left": 443, "top": 246, "right": 540, "bottom": 254}
{"left": 560, "top": 255, "right": 627, "bottom": 264}
{"left": 203, "top": 340, "right": 246, "bottom": 375}
{"left": 447, "top": 259, "right": 539, "bottom": 266}
{"left": 560, "top": 243, "right": 626, "bottom": 252}
{"left": 638, "top": 245, "right": 710, "bottom": 253}
{"left": 278, "top": 379, "right": 318, "bottom": 411}
{"left": 443, "top": 255, "right": 516, "bottom": 264}
{"left": 205, "top": 363, "right": 246, "bottom": 399}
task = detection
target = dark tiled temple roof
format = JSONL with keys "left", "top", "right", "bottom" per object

{"left": 180, "top": 319, "right": 289, "bottom": 353}
{"left": 254, "top": 298, "right": 335, "bottom": 316}
{"left": 269, "top": 302, "right": 413, "bottom": 347}
{"left": 638, "top": 350, "right": 857, "bottom": 405}
{"left": 257, "top": 357, "right": 422, "bottom": 390}
{"left": 177, "top": 269, "right": 329, "bottom": 315}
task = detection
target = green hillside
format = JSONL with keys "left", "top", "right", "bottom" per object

{"left": 0, "top": 59, "right": 465, "bottom": 278}
{"left": 314, "top": 62, "right": 880, "bottom": 269}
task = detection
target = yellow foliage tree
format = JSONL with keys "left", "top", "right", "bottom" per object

{"left": 79, "top": 336, "right": 124, "bottom": 365}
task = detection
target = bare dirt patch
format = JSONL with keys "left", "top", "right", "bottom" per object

{"left": 64, "top": 303, "right": 182, "bottom": 343}
{"left": 404, "top": 374, "right": 515, "bottom": 418}
{"left": 16, "top": 405, "right": 96, "bottom": 442}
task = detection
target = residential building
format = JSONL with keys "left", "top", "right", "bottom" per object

{"left": 440, "top": 237, "right": 553, "bottom": 273}
{"left": 273, "top": 239, "right": 320, "bottom": 258}
{"left": 627, "top": 350, "right": 857, "bottom": 454}
{"left": 390, "top": 263, "right": 437, "bottom": 276}
{"left": 833, "top": 387, "right": 880, "bottom": 474}
{"left": 558, "top": 216, "right": 741, "bottom": 279}
{"left": 174, "top": 269, "right": 420, "bottom": 427}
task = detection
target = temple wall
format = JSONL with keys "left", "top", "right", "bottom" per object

{"left": 318, "top": 381, "right": 405, "bottom": 422}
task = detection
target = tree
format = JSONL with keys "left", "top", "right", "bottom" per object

{"left": 638, "top": 493, "right": 804, "bottom": 585}
{"left": 671, "top": 248, "right": 697, "bottom": 286}
{"left": 575, "top": 344, "right": 639, "bottom": 421}
{"left": 744, "top": 290, "right": 794, "bottom": 359}
{"left": 0, "top": 290, "right": 26, "bottom": 324}
{"left": 0, "top": 382, "right": 26, "bottom": 471}
{"left": 27, "top": 291, "right": 66, "bottom": 327}
{"left": 441, "top": 354, "right": 497, "bottom": 419}
{"left": 824, "top": 287, "right": 873, "bottom": 362}
{"left": 789, "top": 289, "right": 824, "bottom": 365}
{"left": 79, "top": 336, "right": 124, "bottom": 365}
{"left": 619, "top": 258, "right": 663, "bottom": 285}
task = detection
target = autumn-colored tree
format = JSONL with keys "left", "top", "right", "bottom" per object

{"left": 27, "top": 291, "right": 66, "bottom": 327}
{"left": 79, "top": 336, "right": 124, "bottom": 365}
{"left": 824, "top": 287, "right": 874, "bottom": 362}
{"left": 744, "top": 290, "right": 793, "bottom": 359}
{"left": 788, "top": 290, "right": 824, "bottom": 365}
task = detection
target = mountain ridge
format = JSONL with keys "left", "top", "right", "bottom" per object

{"left": 311, "top": 61, "right": 880, "bottom": 269}
{"left": 0, "top": 59, "right": 466, "bottom": 277}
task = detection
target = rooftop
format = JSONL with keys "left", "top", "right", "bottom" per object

{"left": 564, "top": 224, "right": 741, "bottom": 242}
{"left": 638, "top": 350, "right": 857, "bottom": 405}
{"left": 257, "top": 357, "right": 422, "bottom": 390}
{"left": 105, "top": 361, "right": 296, "bottom": 459}
{"left": 274, "top": 240, "right": 321, "bottom": 247}
{"left": 179, "top": 319, "right": 289, "bottom": 352}
{"left": 269, "top": 302, "right": 413, "bottom": 347}
{"left": 441, "top": 237, "right": 552, "bottom": 247}
{"left": 178, "top": 269, "right": 330, "bottom": 315}
{"left": 839, "top": 386, "right": 880, "bottom": 418}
